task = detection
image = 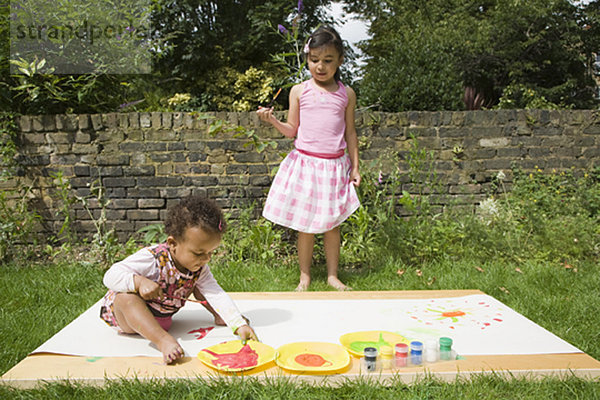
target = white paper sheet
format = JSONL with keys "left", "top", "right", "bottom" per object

{"left": 32, "top": 294, "right": 580, "bottom": 358}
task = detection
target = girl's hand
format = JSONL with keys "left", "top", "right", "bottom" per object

{"left": 256, "top": 106, "right": 274, "bottom": 123}
{"left": 350, "top": 168, "right": 361, "bottom": 187}
{"left": 135, "top": 275, "right": 164, "bottom": 301}
{"left": 235, "top": 324, "right": 259, "bottom": 343}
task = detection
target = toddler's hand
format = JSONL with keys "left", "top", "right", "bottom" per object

{"left": 235, "top": 324, "right": 258, "bottom": 343}
{"left": 136, "top": 276, "right": 163, "bottom": 301}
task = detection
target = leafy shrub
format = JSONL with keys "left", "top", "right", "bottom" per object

{"left": 220, "top": 206, "right": 291, "bottom": 264}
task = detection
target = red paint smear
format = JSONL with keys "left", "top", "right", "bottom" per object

{"left": 203, "top": 344, "right": 259, "bottom": 369}
{"left": 442, "top": 310, "right": 466, "bottom": 318}
{"left": 187, "top": 326, "right": 214, "bottom": 340}
{"left": 295, "top": 353, "right": 332, "bottom": 367}
{"left": 484, "top": 322, "right": 490, "bottom": 326}
{"left": 493, "top": 318, "right": 503, "bottom": 322}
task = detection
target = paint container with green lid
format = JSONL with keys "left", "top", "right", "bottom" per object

{"left": 439, "top": 337, "right": 453, "bottom": 360}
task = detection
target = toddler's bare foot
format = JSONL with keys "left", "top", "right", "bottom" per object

{"left": 157, "top": 335, "right": 184, "bottom": 364}
{"left": 328, "top": 276, "right": 351, "bottom": 291}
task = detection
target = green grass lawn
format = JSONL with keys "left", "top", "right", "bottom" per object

{"left": 1, "top": 166, "right": 599, "bottom": 397}
{"left": 1, "top": 253, "right": 599, "bottom": 399}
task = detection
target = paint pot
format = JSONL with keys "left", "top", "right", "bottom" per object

{"left": 363, "top": 347, "right": 378, "bottom": 372}
{"left": 410, "top": 341, "right": 423, "bottom": 366}
{"left": 394, "top": 343, "right": 409, "bottom": 368}
{"left": 425, "top": 339, "right": 438, "bottom": 363}
{"left": 439, "top": 337, "right": 454, "bottom": 361}
{"left": 380, "top": 345, "right": 394, "bottom": 369}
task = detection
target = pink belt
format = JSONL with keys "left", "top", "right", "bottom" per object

{"left": 296, "top": 148, "right": 345, "bottom": 159}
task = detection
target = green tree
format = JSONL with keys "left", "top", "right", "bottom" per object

{"left": 346, "top": 0, "right": 599, "bottom": 111}
{"left": 2, "top": 0, "right": 160, "bottom": 114}
{"left": 2, "top": 0, "right": 336, "bottom": 113}
{"left": 151, "top": 0, "right": 334, "bottom": 110}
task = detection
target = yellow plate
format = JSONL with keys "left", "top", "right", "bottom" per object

{"left": 339, "top": 330, "right": 410, "bottom": 357}
{"left": 275, "top": 342, "right": 350, "bottom": 372}
{"left": 197, "top": 340, "right": 276, "bottom": 372}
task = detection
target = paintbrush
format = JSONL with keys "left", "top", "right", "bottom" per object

{"left": 266, "top": 88, "right": 282, "bottom": 108}
{"left": 163, "top": 294, "right": 208, "bottom": 305}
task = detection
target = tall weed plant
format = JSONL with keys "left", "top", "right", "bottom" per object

{"left": 340, "top": 138, "right": 600, "bottom": 270}
{"left": 220, "top": 206, "right": 292, "bottom": 264}
{"left": 0, "top": 184, "right": 40, "bottom": 261}
{"left": 341, "top": 137, "right": 450, "bottom": 267}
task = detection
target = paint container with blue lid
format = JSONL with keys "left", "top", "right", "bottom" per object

{"left": 410, "top": 341, "right": 423, "bottom": 365}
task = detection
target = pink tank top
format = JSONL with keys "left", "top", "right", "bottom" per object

{"left": 294, "top": 79, "right": 348, "bottom": 155}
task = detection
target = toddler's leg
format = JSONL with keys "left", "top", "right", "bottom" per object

{"left": 112, "top": 293, "right": 184, "bottom": 364}
{"left": 296, "top": 232, "right": 315, "bottom": 291}
{"left": 323, "top": 226, "right": 350, "bottom": 291}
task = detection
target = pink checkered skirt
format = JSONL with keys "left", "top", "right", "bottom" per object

{"left": 262, "top": 149, "right": 360, "bottom": 234}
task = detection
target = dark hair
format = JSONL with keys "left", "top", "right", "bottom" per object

{"left": 305, "top": 25, "right": 344, "bottom": 82}
{"left": 164, "top": 195, "right": 225, "bottom": 240}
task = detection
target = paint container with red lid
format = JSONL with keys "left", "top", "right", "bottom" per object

{"left": 394, "top": 343, "right": 409, "bottom": 368}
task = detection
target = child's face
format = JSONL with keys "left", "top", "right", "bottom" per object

{"left": 167, "top": 226, "right": 221, "bottom": 273}
{"left": 307, "top": 44, "right": 343, "bottom": 86}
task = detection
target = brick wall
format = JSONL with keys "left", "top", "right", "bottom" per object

{"left": 3, "top": 109, "right": 599, "bottom": 239}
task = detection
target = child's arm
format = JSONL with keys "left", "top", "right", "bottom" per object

{"left": 256, "top": 84, "right": 301, "bottom": 138}
{"left": 103, "top": 248, "right": 162, "bottom": 298}
{"left": 194, "top": 265, "right": 255, "bottom": 337}
{"left": 344, "top": 86, "right": 361, "bottom": 187}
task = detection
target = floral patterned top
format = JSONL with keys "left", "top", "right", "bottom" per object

{"left": 100, "top": 243, "right": 246, "bottom": 332}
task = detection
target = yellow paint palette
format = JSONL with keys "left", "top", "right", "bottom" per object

{"left": 339, "top": 330, "right": 409, "bottom": 357}
{"left": 275, "top": 342, "right": 350, "bottom": 373}
{"left": 197, "top": 340, "right": 276, "bottom": 372}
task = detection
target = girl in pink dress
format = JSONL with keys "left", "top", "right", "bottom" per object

{"left": 257, "top": 26, "right": 361, "bottom": 291}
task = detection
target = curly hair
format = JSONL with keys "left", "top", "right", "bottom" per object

{"left": 164, "top": 195, "right": 226, "bottom": 240}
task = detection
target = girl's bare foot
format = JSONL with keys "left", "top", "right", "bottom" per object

{"left": 157, "top": 334, "right": 184, "bottom": 364}
{"left": 328, "top": 276, "right": 351, "bottom": 291}
{"left": 295, "top": 278, "right": 310, "bottom": 292}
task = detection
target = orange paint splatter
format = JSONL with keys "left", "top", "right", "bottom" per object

{"left": 295, "top": 353, "right": 332, "bottom": 367}
{"left": 442, "top": 311, "right": 466, "bottom": 318}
